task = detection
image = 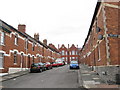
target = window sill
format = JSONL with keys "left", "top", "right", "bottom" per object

{"left": 14, "top": 63, "right": 17, "bottom": 65}
{"left": 0, "top": 68, "right": 4, "bottom": 69}
{"left": 14, "top": 44, "right": 18, "bottom": 46}
{"left": 98, "top": 59, "right": 101, "bottom": 61}
{"left": 0, "top": 44, "right": 5, "bottom": 46}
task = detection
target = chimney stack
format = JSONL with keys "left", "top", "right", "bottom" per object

{"left": 43, "top": 39, "right": 47, "bottom": 45}
{"left": 68, "top": 44, "right": 69, "bottom": 49}
{"left": 18, "top": 24, "right": 26, "bottom": 33}
{"left": 58, "top": 44, "right": 60, "bottom": 49}
{"left": 34, "top": 33, "right": 39, "bottom": 41}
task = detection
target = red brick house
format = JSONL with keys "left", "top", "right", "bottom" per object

{"left": 80, "top": 1, "right": 120, "bottom": 84}
{"left": 58, "top": 44, "right": 80, "bottom": 64}
{"left": 0, "top": 19, "right": 60, "bottom": 74}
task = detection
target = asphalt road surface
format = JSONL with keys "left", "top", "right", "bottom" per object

{"left": 2, "top": 65, "right": 80, "bottom": 88}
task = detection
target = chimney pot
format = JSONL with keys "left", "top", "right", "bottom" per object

{"left": 43, "top": 39, "right": 47, "bottom": 45}
{"left": 34, "top": 33, "right": 39, "bottom": 41}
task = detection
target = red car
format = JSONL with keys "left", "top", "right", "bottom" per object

{"left": 57, "top": 62, "right": 64, "bottom": 66}
{"left": 44, "top": 62, "right": 52, "bottom": 70}
{"left": 52, "top": 62, "right": 59, "bottom": 67}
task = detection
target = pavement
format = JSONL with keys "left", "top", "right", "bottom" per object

{"left": 78, "top": 64, "right": 120, "bottom": 89}
{"left": 0, "top": 70, "right": 29, "bottom": 82}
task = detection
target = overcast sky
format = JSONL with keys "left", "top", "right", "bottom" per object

{"left": 0, "top": 0, "right": 97, "bottom": 48}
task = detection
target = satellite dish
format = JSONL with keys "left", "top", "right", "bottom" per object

{"left": 96, "top": 27, "right": 101, "bottom": 33}
{"left": 98, "top": 34, "right": 103, "bottom": 40}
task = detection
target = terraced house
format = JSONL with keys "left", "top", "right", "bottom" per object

{"left": 80, "top": 1, "right": 120, "bottom": 84}
{"left": 58, "top": 44, "right": 80, "bottom": 64}
{"left": 0, "top": 19, "right": 60, "bottom": 74}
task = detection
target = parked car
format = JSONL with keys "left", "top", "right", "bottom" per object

{"left": 44, "top": 62, "right": 52, "bottom": 70}
{"left": 38, "top": 62, "right": 46, "bottom": 71}
{"left": 30, "top": 63, "right": 42, "bottom": 73}
{"left": 52, "top": 62, "right": 59, "bottom": 67}
{"left": 69, "top": 61, "right": 79, "bottom": 69}
{"left": 57, "top": 61, "right": 64, "bottom": 66}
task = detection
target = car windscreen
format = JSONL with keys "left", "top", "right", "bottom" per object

{"left": 70, "top": 61, "right": 78, "bottom": 64}
{"left": 53, "top": 62, "right": 56, "bottom": 64}
{"left": 38, "top": 63, "right": 43, "bottom": 65}
{"left": 32, "top": 63, "right": 38, "bottom": 66}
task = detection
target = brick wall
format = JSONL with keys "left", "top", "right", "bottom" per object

{"left": 80, "top": 1, "right": 120, "bottom": 84}
{"left": 0, "top": 20, "right": 60, "bottom": 73}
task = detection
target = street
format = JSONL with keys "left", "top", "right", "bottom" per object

{"left": 2, "top": 65, "right": 80, "bottom": 88}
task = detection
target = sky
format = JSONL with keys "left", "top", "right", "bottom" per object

{"left": 0, "top": 0, "right": 97, "bottom": 48}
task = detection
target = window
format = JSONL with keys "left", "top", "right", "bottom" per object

{"left": 0, "top": 32, "right": 5, "bottom": 45}
{"left": 37, "top": 56, "right": 40, "bottom": 62}
{"left": 32, "top": 43, "right": 35, "bottom": 51}
{"left": 72, "top": 57, "right": 75, "bottom": 59}
{"left": 14, "top": 34, "right": 18, "bottom": 45}
{"left": 66, "top": 52, "right": 67, "bottom": 55}
{"left": 62, "top": 57, "right": 65, "bottom": 60}
{"left": 61, "top": 50, "right": 64, "bottom": 55}
{"left": 25, "top": 39, "right": 28, "bottom": 49}
{"left": 76, "top": 51, "right": 78, "bottom": 55}
{"left": 38, "top": 45, "right": 40, "bottom": 51}
{"left": 14, "top": 51, "right": 17, "bottom": 64}
{"left": 32, "top": 56, "right": 34, "bottom": 63}
{"left": 0, "top": 53, "right": 4, "bottom": 68}
{"left": 66, "top": 57, "right": 67, "bottom": 61}
{"left": 72, "top": 51, "right": 75, "bottom": 55}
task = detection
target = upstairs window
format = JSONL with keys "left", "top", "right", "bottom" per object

{"left": 62, "top": 50, "right": 65, "bottom": 55}
{"left": 25, "top": 39, "right": 28, "bottom": 49}
{"left": 14, "top": 34, "right": 18, "bottom": 45}
{"left": 32, "top": 43, "right": 35, "bottom": 51}
{"left": 72, "top": 50, "right": 75, "bottom": 55}
{"left": 0, "top": 32, "right": 5, "bottom": 45}
{"left": 66, "top": 51, "right": 67, "bottom": 55}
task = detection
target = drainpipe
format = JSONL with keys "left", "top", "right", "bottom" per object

{"left": 25, "top": 39, "right": 28, "bottom": 70}
{"left": 102, "top": 3, "right": 110, "bottom": 65}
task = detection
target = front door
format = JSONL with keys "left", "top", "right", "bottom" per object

{"left": 28, "top": 56, "right": 30, "bottom": 68}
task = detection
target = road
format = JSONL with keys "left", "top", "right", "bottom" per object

{"left": 2, "top": 65, "right": 81, "bottom": 88}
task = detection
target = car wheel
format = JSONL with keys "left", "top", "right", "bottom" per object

{"left": 40, "top": 69, "right": 42, "bottom": 72}
{"left": 30, "top": 69, "right": 33, "bottom": 73}
{"left": 44, "top": 68, "right": 46, "bottom": 71}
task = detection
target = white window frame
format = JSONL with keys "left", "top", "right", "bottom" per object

{"left": 14, "top": 34, "right": 18, "bottom": 45}
{"left": 0, "top": 53, "right": 4, "bottom": 68}
{"left": 0, "top": 32, "right": 5, "bottom": 45}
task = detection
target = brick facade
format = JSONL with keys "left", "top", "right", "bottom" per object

{"left": 0, "top": 20, "right": 61, "bottom": 73}
{"left": 58, "top": 44, "right": 80, "bottom": 64}
{"left": 80, "top": 1, "right": 120, "bottom": 84}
